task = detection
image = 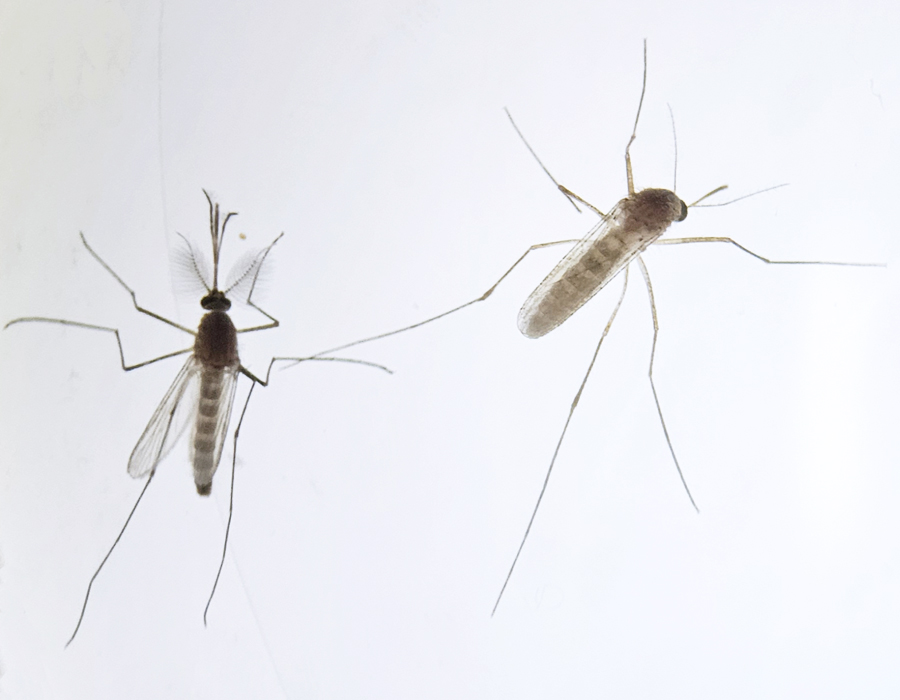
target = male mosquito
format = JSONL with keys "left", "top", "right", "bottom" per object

{"left": 5, "top": 191, "right": 390, "bottom": 644}
{"left": 299, "top": 41, "right": 881, "bottom": 615}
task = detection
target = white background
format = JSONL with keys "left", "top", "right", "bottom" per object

{"left": 0, "top": 1, "right": 897, "bottom": 698}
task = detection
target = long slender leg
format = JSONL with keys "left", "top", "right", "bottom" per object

{"left": 242, "top": 354, "right": 393, "bottom": 386}
{"left": 65, "top": 472, "right": 157, "bottom": 646}
{"left": 204, "top": 378, "right": 257, "bottom": 625}
{"left": 304, "top": 240, "right": 580, "bottom": 360}
{"left": 203, "top": 353, "right": 393, "bottom": 622}
{"left": 504, "top": 108, "right": 582, "bottom": 213}
{"left": 688, "top": 184, "right": 789, "bottom": 208}
{"left": 504, "top": 109, "right": 609, "bottom": 218}
{"left": 509, "top": 43, "right": 647, "bottom": 211}
{"left": 632, "top": 236, "right": 882, "bottom": 510}
{"left": 624, "top": 39, "right": 649, "bottom": 196}
{"left": 236, "top": 232, "right": 285, "bottom": 335}
{"left": 508, "top": 42, "right": 652, "bottom": 211}
{"left": 4, "top": 318, "right": 192, "bottom": 371}
{"left": 636, "top": 256, "right": 699, "bottom": 512}
{"left": 557, "top": 186, "right": 606, "bottom": 217}
{"left": 78, "top": 233, "right": 196, "bottom": 335}
{"left": 492, "top": 266, "right": 631, "bottom": 616}
{"left": 668, "top": 104, "right": 679, "bottom": 193}
{"left": 653, "top": 237, "right": 885, "bottom": 267}
{"left": 66, "top": 391, "right": 185, "bottom": 646}
{"left": 6, "top": 230, "right": 203, "bottom": 370}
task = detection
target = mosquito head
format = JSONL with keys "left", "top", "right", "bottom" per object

{"left": 200, "top": 290, "right": 231, "bottom": 312}
{"left": 631, "top": 188, "right": 687, "bottom": 229}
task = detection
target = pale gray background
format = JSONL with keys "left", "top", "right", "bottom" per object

{"left": 0, "top": 1, "right": 896, "bottom": 698}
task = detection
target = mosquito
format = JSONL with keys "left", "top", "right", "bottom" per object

{"left": 5, "top": 190, "right": 390, "bottom": 645}
{"left": 296, "top": 40, "right": 882, "bottom": 615}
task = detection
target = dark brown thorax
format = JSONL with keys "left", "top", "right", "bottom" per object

{"left": 623, "top": 188, "right": 688, "bottom": 231}
{"left": 193, "top": 291, "right": 239, "bottom": 369}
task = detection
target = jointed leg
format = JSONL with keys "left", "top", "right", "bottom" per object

{"left": 4, "top": 317, "right": 192, "bottom": 371}
{"left": 66, "top": 393, "right": 184, "bottom": 646}
{"left": 78, "top": 232, "right": 196, "bottom": 335}
{"left": 492, "top": 266, "right": 631, "bottom": 616}
{"left": 65, "top": 472, "right": 157, "bottom": 646}
{"left": 236, "top": 232, "right": 285, "bottom": 335}
{"left": 203, "top": 353, "right": 393, "bottom": 622}
{"left": 624, "top": 40, "right": 649, "bottom": 197}
{"left": 654, "top": 236, "right": 884, "bottom": 267}
{"left": 636, "top": 255, "right": 699, "bottom": 512}
{"left": 204, "top": 376, "right": 257, "bottom": 625}
{"left": 305, "top": 239, "right": 581, "bottom": 360}
{"left": 557, "top": 185, "right": 606, "bottom": 217}
{"left": 504, "top": 108, "right": 581, "bottom": 213}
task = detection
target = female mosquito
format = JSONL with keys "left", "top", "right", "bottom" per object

{"left": 299, "top": 41, "right": 882, "bottom": 615}
{"left": 5, "top": 190, "right": 389, "bottom": 645}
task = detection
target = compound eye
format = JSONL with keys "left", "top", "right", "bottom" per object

{"left": 677, "top": 200, "right": 688, "bottom": 222}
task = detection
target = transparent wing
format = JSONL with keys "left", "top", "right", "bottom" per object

{"left": 518, "top": 201, "right": 638, "bottom": 339}
{"left": 127, "top": 355, "right": 202, "bottom": 479}
{"left": 211, "top": 368, "right": 240, "bottom": 473}
{"left": 189, "top": 366, "right": 240, "bottom": 493}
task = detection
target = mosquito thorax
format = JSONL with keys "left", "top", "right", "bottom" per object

{"left": 624, "top": 188, "right": 688, "bottom": 233}
{"left": 194, "top": 309, "right": 239, "bottom": 369}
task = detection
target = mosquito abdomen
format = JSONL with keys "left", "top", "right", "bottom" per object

{"left": 193, "top": 369, "right": 227, "bottom": 494}
{"left": 192, "top": 310, "right": 240, "bottom": 495}
{"left": 518, "top": 188, "right": 686, "bottom": 339}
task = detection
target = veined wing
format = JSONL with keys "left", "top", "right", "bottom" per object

{"left": 190, "top": 365, "right": 240, "bottom": 494}
{"left": 127, "top": 355, "right": 202, "bottom": 479}
{"left": 518, "top": 203, "right": 643, "bottom": 339}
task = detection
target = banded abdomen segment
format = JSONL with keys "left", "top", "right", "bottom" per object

{"left": 192, "top": 366, "right": 239, "bottom": 495}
